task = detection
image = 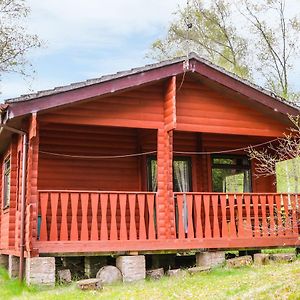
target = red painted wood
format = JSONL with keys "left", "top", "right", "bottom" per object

{"left": 147, "top": 194, "right": 156, "bottom": 240}
{"left": 90, "top": 193, "right": 99, "bottom": 240}
{"left": 119, "top": 194, "right": 127, "bottom": 240}
{"left": 236, "top": 195, "right": 244, "bottom": 238}
{"left": 80, "top": 193, "right": 89, "bottom": 240}
{"left": 129, "top": 194, "right": 137, "bottom": 240}
{"left": 260, "top": 195, "right": 268, "bottom": 237}
{"left": 50, "top": 193, "right": 59, "bottom": 241}
{"left": 290, "top": 195, "right": 298, "bottom": 236}
{"left": 100, "top": 194, "right": 108, "bottom": 240}
{"left": 60, "top": 193, "right": 69, "bottom": 240}
{"left": 282, "top": 195, "right": 292, "bottom": 236}
{"left": 109, "top": 194, "right": 118, "bottom": 240}
{"left": 194, "top": 195, "right": 203, "bottom": 239}
{"left": 220, "top": 195, "right": 228, "bottom": 239}
{"left": 203, "top": 194, "right": 212, "bottom": 238}
{"left": 267, "top": 195, "right": 276, "bottom": 237}
{"left": 137, "top": 194, "right": 146, "bottom": 240}
{"left": 39, "top": 192, "right": 49, "bottom": 241}
{"left": 212, "top": 195, "right": 220, "bottom": 238}
{"left": 228, "top": 195, "right": 237, "bottom": 238}
{"left": 244, "top": 195, "right": 252, "bottom": 238}
{"left": 176, "top": 195, "right": 185, "bottom": 239}
{"left": 70, "top": 193, "right": 79, "bottom": 241}
{"left": 275, "top": 195, "right": 284, "bottom": 237}
{"left": 252, "top": 195, "right": 260, "bottom": 238}
{"left": 186, "top": 195, "right": 194, "bottom": 239}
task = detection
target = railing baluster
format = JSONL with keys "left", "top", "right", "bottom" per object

{"left": 267, "top": 195, "right": 276, "bottom": 236}
{"left": 275, "top": 194, "right": 284, "bottom": 237}
{"left": 147, "top": 194, "right": 155, "bottom": 240}
{"left": 90, "top": 193, "right": 99, "bottom": 240}
{"left": 252, "top": 195, "right": 260, "bottom": 237}
{"left": 100, "top": 194, "right": 108, "bottom": 240}
{"left": 80, "top": 193, "right": 89, "bottom": 241}
{"left": 186, "top": 195, "right": 194, "bottom": 239}
{"left": 291, "top": 195, "right": 298, "bottom": 236}
{"left": 220, "top": 195, "right": 228, "bottom": 239}
{"left": 282, "top": 194, "right": 292, "bottom": 236}
{"left": 109, "top": 194, "right": 118, "bottom": 240}
{"left": 212, "top": 195, "right": 220, "bottom": 238}
{"left": 236, "top": 194, "right": 244, "bottom": 238}
{"left": 50, "top": 193, "right": 59, "bottom": 241}
{"left": 203, "top": 194, "right": 212, "bottom": 238}
{"left": 70, "top": 193, "right": 79, "bottom": 241}
{"left": 176, "top": 194, "right": 185, "bottom": 239}
{"left": 260, "top": 195, "right": 268, "bottom": 237}
{"left": 129, "top": 194, "right": 137, "bottom": 240}
{"left": 119, "top": 194, "right": 127, "bottom": 240}
{"left": 60, "top": 193, "right": 69, "bottom": 241}
{"left": 138, "top": 194, "right": 146, "bottom": 240}
{"left": 244, "top": 195, "right": 252, "bottom": 238}
{"left": 39, "top": 192, "right": 49, "bottom": 241}
{"left": 194, "top": 195, "right": 203, "bottom": 239}
{"left": 228, "top": 195, "right": 236, "bottom": 238}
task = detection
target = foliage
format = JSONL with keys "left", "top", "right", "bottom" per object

{"left": 1, "top": 258, "right": 300, "bottom": 299}
{"left": 148, "top": 0, "right": 300, "bottom": 100}
{"left": 247, "top": 115, "right": 300, "bottom": 186}
{"left": 0, "top": 0, "right": 41, "bottom": 77}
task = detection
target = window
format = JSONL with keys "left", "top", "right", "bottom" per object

{"left": 3, "top": 157, "right": 11, "bottom": 208}
{"left": 147, "top": 156, "right": 192, "bottom": 192}
{"left": 211, "top": 155, "right": 252, "bottom": 193}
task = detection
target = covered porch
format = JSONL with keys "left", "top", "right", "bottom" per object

{"left": 32, "top": 124, "right": 300, "bottom": 254}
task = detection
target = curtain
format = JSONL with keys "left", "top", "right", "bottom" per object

{"left": 174, "top": 161, "right": 190, "bottom": 232}
{"left": 151, "top": 160, "right": 157, "bottom": 192}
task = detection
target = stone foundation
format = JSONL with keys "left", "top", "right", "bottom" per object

{"left": 116, "top": 255, "right": 145, "bottom": 282}
{"left": 196, "top": 251, "right": 225, "bottom": 268}
{"left": 0, "top": 254, "right": 8, "bottom": 269}
{"left": 26, "top": 257, "right": 55, "bottom": 286}
{"left": 8, "top": 255, "right": 20, "bottom": 278}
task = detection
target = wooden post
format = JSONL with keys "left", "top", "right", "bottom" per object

{"left": 25, "top": 113, "right": 39, "bottom": 255}
{"left": 156, "top": 76, "right": 176, "bottom": 239}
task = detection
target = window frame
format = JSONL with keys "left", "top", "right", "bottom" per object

{"left": 211, "top": 154, "right": 252, "bottom": 193}
{"left": 146, "top": 155, "right": 193, "bottom": 192}
{"left": 3, "top": 156, "right": 11, "bottom": 209}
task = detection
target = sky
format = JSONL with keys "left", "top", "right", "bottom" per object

{"left": 0, "top": 0, "right": 299, "bottom": 101}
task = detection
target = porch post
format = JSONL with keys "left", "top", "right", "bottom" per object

{"left": 156, "top": 76, "right": 177, "bottom": 239}
{"left": 25, "top": 113, "right": 39, "bottom": 255}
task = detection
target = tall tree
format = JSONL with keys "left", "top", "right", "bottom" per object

{"left": 0, "top": 0, "right": 41, "bottom": 77}
{"left": 148, "top": 0, "right": 300, "bottom": 100}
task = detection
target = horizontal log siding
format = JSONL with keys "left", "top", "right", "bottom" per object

{"left": 39, "top": 83, "right": 165, "bottom": 129}
{"left": 176, "top": 76, "right": 289, "bottom": 137}
{"left": 38, "top": 125, "right": 157, "bottom": 191}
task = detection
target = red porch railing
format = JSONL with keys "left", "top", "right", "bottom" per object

{"left": 174, "top": 193, "right": 300, "bottom": 243}
{"left": 38, "top": 191, "right": 157, "bottom": 242}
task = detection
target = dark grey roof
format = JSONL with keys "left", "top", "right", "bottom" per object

{"left": 4, "top": 52, "right": 300, "bottom": 111}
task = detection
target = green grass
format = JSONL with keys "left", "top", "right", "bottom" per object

{"left": 1, "top": 257, "right": 300, "bottom": 300}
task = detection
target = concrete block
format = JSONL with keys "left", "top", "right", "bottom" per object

{"left": 84, "top": 256, "right": 107, "bottom": 278}
{"left": 8, "top": 255, "right": 19, "bottom": 278}
{"left": 0, "top": 254, "right": 9, "bottom": 269}
{"left": 226, "top": 255, "right": 253, "bottom": 268}
{"left": 196, "top": 251, "right": 225, "bottom": 268}
{"left": 254, "top": 253, "right": 270, "bottom": 265}
{"left": 270, "top": 253, "right": 296, "bottom": 263}
{"left": 77, "top": 278, "right": 102, "bottom": 291}
{"left": 116, "top": 255, "right": 145, "bottom": 282}
{"left": 26, "top": 257, "right": 55, "bottom": 286}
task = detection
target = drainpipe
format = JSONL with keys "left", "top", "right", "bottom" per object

{"left": 0, "top": 123, "right": 28, "bottom": 281}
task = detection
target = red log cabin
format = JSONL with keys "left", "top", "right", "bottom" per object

{"left": 0, "top": 53, "right": 299, "bottom": 277}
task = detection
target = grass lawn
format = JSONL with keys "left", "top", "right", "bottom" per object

{"left": 1, "top": 257, "right": 300, "bottom": 300}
